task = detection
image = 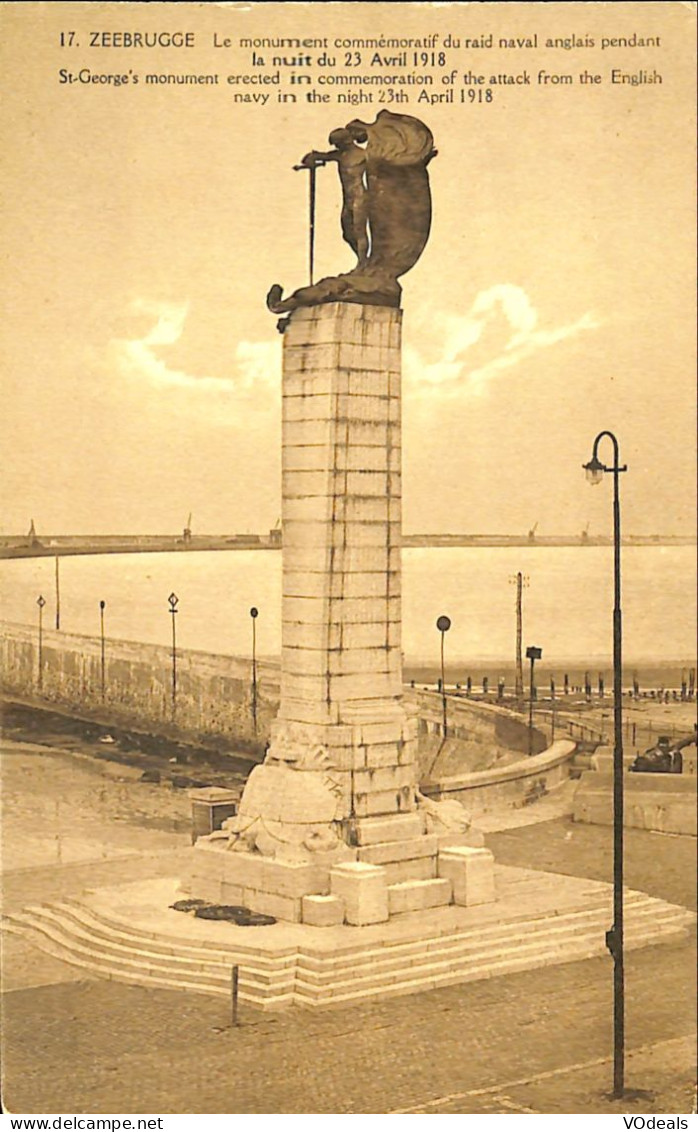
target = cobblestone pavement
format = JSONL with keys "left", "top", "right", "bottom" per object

{"left": 2, "top": 934, "right": 695, "bottom": 1114}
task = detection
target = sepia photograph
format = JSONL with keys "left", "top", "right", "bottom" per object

{"left": 0, "top": 1, "right": 696, "bottom": 1119}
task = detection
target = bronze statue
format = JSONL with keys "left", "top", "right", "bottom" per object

{"left": 267, "top": 111, "right": 436, "bottom": 316}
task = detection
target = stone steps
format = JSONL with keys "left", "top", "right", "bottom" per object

{"left": 3, "top": 888, "right": 694, "bottom": 1009}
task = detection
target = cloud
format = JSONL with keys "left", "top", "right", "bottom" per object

{"left": 109, "top": 299, "right": 280, "bottom": 397}
{"left": 404, "top": 284, "right": 600, "bottom": 395}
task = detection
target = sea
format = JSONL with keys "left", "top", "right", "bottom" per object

{"left": 0, "top": 546, "right": 695, "bottom": 687}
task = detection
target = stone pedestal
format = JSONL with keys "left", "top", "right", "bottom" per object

{"left": 181, "top": 302, "right": 493, "bottom": 923}
{"left": 438, "top": 847, "right": 496, "bottom": 907}
{"left": 330, "top": 861, "right": 389, "bottom": 926}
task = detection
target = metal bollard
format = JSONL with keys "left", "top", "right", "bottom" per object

{"left": 231, "top": 965, "right": 240, "bottom": 1027}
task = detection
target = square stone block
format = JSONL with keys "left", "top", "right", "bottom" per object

{"left": 365, "top": 741, "right": 401, "bottom": 768}
{"left": 327, "top": 622, "right": 390, "bottom": 652}
{"left": 281, "top": 672, "right": 334, "bottom": 703}
{"left": 329, "top": 672, "right": 400, "bottom": 701}
{"left": 282, "top": 444, "right": 331, "bottom": 473}
{"left": 354, "top": 786, "right": 414, "bottom": 818}
{"left": 281, "top": 645, "right": 331, "bottom": 678}
{"left": 343, "top": 421, "right": 391, "bottom": 448}
{"left": 328, "top": 647, "right": 401, "bottom": 678}
{"left": 388, "top": 878, "right": 452, "bottom": 915}
{"left": 346, "top": 369, "right": 390, "bottom": 397}
{"left": 284, "top": 392, "right": 334, "bottom": 422}
{"left": 345, "top": 470, "right": 390, "bottom": 497}
{"left": 327, "top": 596, "right": 401, "bottom": 626}
{"left": 216, "top": 851, "right": 265, "bottom": 891}
{"left": 283, "top": 419, "right": 333, "bottom": 448}
{"left": 302, "top": 894, "right": 346, "bottom": 927}
{"left": 242, "top": 888, "right": 302, "bottom": 923}
{"left": 284, "top": 469, "right": 333, "bottom": 498}
{"left": 337, "top": 446, "right": 390, "bottom": 473}
{"left": 262, "top": 858, "right": 333, "bottom": 899}
{"left": 335, "top": 572, "right": 399, "bottom": 601}
{"left": 338, "top": 343, "right": 385, "bottom": 373}
{"left": 357, "top": 834, "right": 438, "bottom": 867}
{"left": 384, "top": 855, "right": 437, "bottom": 884}
{"left": 437, "top": 847, "right": 496, "bottom": 906}
{"left": 351, "top": 813, "right": 425, "bottom": 845}
{"left": 284, "top": 369, "right": 344, "bottom": 399}
{"left": 284, "top": 495, "right": 334, "bottom": 523}
{"left": 278, "top": 698, "right": 337, "bottom": 726}
{"left": 354, "top": 719, "right": 405, "bottom": 746}
{"left": 353, "top": 763, "right": 415, "bottom": 796}
{"left": 330, "top": 861, "right": 389, "bottom": 925}
{"left": 220, "top": 882, "right": 244, "bottom": 905}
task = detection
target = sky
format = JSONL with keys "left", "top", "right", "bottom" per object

{"left": 1, "top": 1, "right": 695, "bottom": 538}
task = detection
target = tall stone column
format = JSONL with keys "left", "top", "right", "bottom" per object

{"left": 274, "top": 301, "right": 418, "bottom": 827}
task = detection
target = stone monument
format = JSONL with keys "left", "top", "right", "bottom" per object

{"left": 182, "top": 111, "right": 495, "bottom": 925}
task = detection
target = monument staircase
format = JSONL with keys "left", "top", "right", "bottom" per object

{"left": 3, "top": 868, "right": 694, "bottom": 1010}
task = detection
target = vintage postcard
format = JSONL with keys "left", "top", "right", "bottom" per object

{"left": 0, "top": 1, "right": 695, "bottom": 1120}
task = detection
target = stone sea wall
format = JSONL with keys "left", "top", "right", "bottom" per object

{"left": 0, "top": 620, "right": 279, "bottom": 745}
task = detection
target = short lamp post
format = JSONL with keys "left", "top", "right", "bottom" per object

{"left": 99, "top": 600, "right": 106, "bottom": 702}
{"left": 250, "top": 606, "right": 259, "bottom": 733}
{"left": 168, "top": 593, "right": 179, "bottom": 723}
{"left": 436, "top": 615, "right": 451, "bottom": 737}
{"left": 583, "top": 430, "right": 627, "bottom": 1098}
{"left": 525, "top": 645, "right": 542, "bottom": 756}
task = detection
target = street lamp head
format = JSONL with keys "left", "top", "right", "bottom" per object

{"left": 250, "top": 607, "right": 259, "bottom": 619}
{"left": 99, "top": 600, "right": 106, "bottom": 611}
{"left": 37, "top": 595, "right": 46, "bottom": 608}
{"left": 583, "top": 454, "right": 605, "bottom": 485}
{"left": 436, "top": 615, "right": 451, "bottom": 633}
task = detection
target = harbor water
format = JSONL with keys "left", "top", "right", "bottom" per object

{"left": 0, "top": 546, "right": 695, "bottom": 685}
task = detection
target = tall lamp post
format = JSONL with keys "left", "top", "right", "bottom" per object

{"left": 436, "top": 615, "right": 451, "bottom": 737}
{"left": 36, "top": 595, "right": 46, "bottom": 690}
{"left": 583, "top": 430, "right": 627, "bottom": 1098}
{"left": 250, "top": 606, "right": 259, "bottom": 733}
{"left": 525, "top": 645, "right": 542, "bottom": 756}
{"left": 509, "top": 572, "right": 529, "bottom": 706}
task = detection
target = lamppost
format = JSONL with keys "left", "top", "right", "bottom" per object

{"left": 436, "top": 615, "right": 451, "bottom": 737}
{"left": 36, "top": 595, "right": 46, "bottom": 690}
{"left": 55, "top": 557, "right": 61, "bottom": 631}
{"left": 99, "top": 600, "right": 106, "bottom": 702}
{"left": 250, "top": 606, "right": 259, "bottom": 733}
{"left": 525, "top": 645, "right": 542, "bottom": 756}
{"left": 583, "top": 429, "right": 627, "bottom": 1098}
{"left": 168, "top": 593, "right": 179, "bottom": 722}
{"left": 509, "top": 572, "right": 529, "bottom": 706}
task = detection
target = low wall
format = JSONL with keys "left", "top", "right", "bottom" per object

{"left": 573, "top": 769, "right": 697, "bottom": 836}
{"left": 408, "top": 689, "right": 548, "bottom": 778}
{"left": 422, "top": 739, "right": 577, "bottom": 817}
{"left": 1, "top": 622, "right": 580, "bottom": 811}
{"left": 0, "top": 620, "right": 280, "bottom": 746}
